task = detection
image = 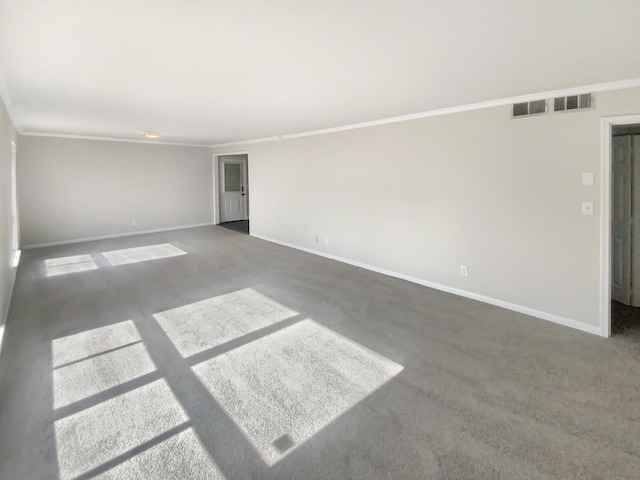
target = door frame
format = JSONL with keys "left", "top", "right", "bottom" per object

{"left": 10, "top": 141, "right": 20, "bottom": 267}
{"left": 213, "top": 152, "right": 249, "bottom": 225}
{"left": 600, "top": 114, "right": 640, "bottom": 337}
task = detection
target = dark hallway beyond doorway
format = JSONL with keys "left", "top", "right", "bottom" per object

{"left": 611, "top": 300, "right": 640, "bottom": 337}
{"left": 219, "top": 220, "right": 249, "bottom": 234}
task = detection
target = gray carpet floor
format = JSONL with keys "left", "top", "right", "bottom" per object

{"left": 0, "top": 225, "right": 639, "bottom": 479}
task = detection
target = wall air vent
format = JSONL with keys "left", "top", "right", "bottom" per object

{"left": 512, "top": 99, "right": 547, "bottom": 118}
{"left": 553, "top": 93, "right": 594, "bottom": 113}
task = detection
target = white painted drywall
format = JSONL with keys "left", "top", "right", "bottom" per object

{"left": 214, "top": 87, "right": 640, "bottom": 331}
{"left": 18, "top": 137, "right": 213, "bottom": 246}
{"left": 0, "top": 95, "right": 18, "bottom": 325}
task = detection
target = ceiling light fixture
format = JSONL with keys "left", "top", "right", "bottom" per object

{"left": 143, "top": 131, "right": 161, "bottom": 139}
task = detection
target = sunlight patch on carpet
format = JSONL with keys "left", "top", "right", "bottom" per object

{"left": 53, "top": 320, "right": 143, "bottom": 367}
{"left": 192, "top": 319, "right": 403, "bottom": 465}
{"left": 52, "top": 321, "right": 156, "bottom": 409}
{"left": 94, "top": 428, "right": 225, "bottom": 480}
{"left": 53, "top": 342, "right": 156, "bottom": 408}
{"left": 154, "top": 288, "right": 297, "bottom": 357}
{"left": 45, "top": 254, "right": 98, "bottom": 276}
{"left": 102, "top": 243, "right": 186, "bottom": 266}
{"left": 55, "top": 379, "right": 188, "bottom": 480}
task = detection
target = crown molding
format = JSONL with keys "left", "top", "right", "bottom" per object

{"left": 21, "top": 131, "right": 210, "bottom": 148}
{"left": 210, "top": 77, "right": 640, "bottom": 148}
{"left": 209, "top": 136, "right": 281, "bottom": 149}
{"left": 5, "top": 77, "right": 640, "bottom": 149}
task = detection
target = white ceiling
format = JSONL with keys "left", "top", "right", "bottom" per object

{"left": 0, "top": 0, "right": 639, "bottom": 146}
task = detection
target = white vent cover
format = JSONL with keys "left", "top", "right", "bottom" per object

{"left": 553, "top": 93, "right": 593, "bottom": 112}
{"left": 512, "top": 99, "right": 547, "bottom": 118}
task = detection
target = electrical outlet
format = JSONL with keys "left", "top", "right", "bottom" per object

{"left": 315, "top": 236, "right": 319, "bottom": 243}
{"left": 581, "top": 202, "right": 594, "bottom": 215}
{"left": 132, "top": 219, "right": 137, "bottom": 226}
{"left": 324, "top": 237, "right": 329, "bottom": 245}
{"left": 460, "top": 265, "right": 468, "bottom": 276}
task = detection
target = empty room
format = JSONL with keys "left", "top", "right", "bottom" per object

{"left": 1, "top": 1, "right": 640, "bottom": 479}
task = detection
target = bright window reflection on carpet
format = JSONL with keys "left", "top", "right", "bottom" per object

{"left": 52, "top": 321, "right": 156, "bottom": 408}
{"left": 192, "top": 319, "right": 403, "bottom": 465}
{"left": 94, "top": 428, "right": 225, "bottom": 480}
{"left": 102, "top": 243, "right": 186, "bottom": 266}
{"left": 55, "top": 380, "right": 192, "bottom": 480}
{"left": 53, "top": 320, "right": 143, "bottom": 367}
{"left": 154, "top": 288, "right": 298, "bottom": 357}
{"left": 54, "top": 343, "right": 156, "bottom": 408}
{"left": 45, "top": 254, "right": 98, "bottom": 277}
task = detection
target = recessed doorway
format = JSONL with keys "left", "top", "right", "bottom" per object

{"left": 602, "top": 115, "right": 640, "bottom": 337}
{"left": 216, "top": 154, "right": 249, "bottom": 234}
{"left": 610, "top": 124, "right": 640, "bottom": 336}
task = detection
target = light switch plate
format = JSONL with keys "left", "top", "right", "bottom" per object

{"left": 582, "top": 172, "right": 594, "bottom": 186}
{"left": 582, "top": 202, "right": 594, "bottom": 215}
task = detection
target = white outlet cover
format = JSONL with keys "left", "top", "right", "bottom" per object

{"left": 581, "top": 202, "right": 594, "bottom": 215}
{"left": 582, "top": 172, "right": 594, "bottom": 186}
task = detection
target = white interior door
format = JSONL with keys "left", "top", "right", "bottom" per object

{"left": 219, "top": 157, "right": 247, "bottom": 223}
{"left": 611, "top": 135, "right": 632, "bottom": 305}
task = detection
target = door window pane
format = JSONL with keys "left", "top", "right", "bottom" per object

{"left": 224, "top": 163, "right": 241, "bottom": 192}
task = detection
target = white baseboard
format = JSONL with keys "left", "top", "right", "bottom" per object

{"left": 22, "top": 223, "right": 215, "bottom": 249}
{"left": 251, "top": 233, "right": 602, "bottom": 337}
{"left": 2, "top": 267, "right": 17, "bottom": 326}
{"left": 2, "top": 261, "right": 19, "bottom": 354}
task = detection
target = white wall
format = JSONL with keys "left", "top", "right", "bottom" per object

{"left": 0, "top": 95, "right": 18, "bottom": 326}
{"left": 18, "top": 137, "right": 213, "bottom": 246}
{"left": 214, "top": 86, "right": 640, "bottom": 333}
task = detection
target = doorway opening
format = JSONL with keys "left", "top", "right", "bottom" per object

{"left": 10, "top": 141, "right": 20, "bottom": 267}
{"left": 216, "top": 154, "right": 249, "bottom": 234}
{"left": 604, "top": 117, "right": 640, "bottom": 337}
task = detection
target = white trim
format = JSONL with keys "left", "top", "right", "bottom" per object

{"left": 210, "top": 136, "right": 280, "bottom": 149}
{"left": 6, "top": 78, "right": 640, "bottom": 149}
{"left": 22, "top": 223, "right": 214, "bottom": 249}
{"left": 10, "top": 141, "right": 19, "bottom": 255}
{"left": 214, "top": 152, "right": 250, "bottom": 225}
{"left": 212, "top": 154, "right": 218, "bottom": 225}
{"left": 211, "top": 78, "right": 640, "bottom": 148}
{"left": 213, "top": 150, "right": 251, "bottom": 156}
{"left": 600, "top": 114, "right": 640, "bottom": 338}
{"left": 251, "top": 233, "right": 602, "bottom": 336}
{"left": 2, "top": 268, "right": 17, "bottom": 326}
{"left": 21, "top": 131, "right": 210, "bottom": 148}
{"left": 3, "top": 140, "right": 20, "bottom": 326}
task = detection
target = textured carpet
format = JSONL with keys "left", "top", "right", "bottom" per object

{"left": 192, "top": 318, "right": 403, "bottom": 465}
{"left": 1, "top": 225, "right": 639, "bottom": 479}
{"left": 154, "top": 288, "right": 297, "bottom": 357}
{"left": 102, "top": 243, "right": 186, "bottom": 266}
{"left": 55, "top": 379, "right": 186, "bottom": 479}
